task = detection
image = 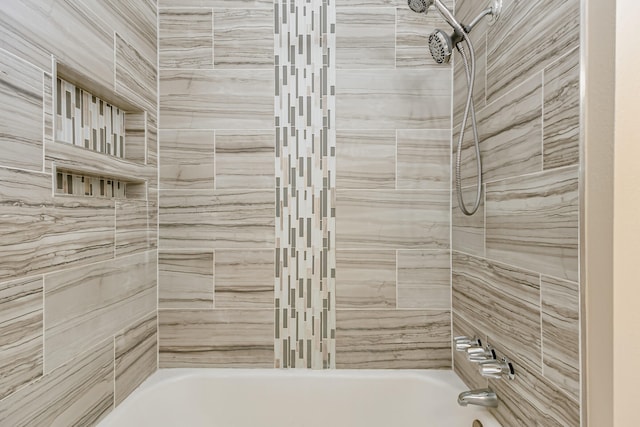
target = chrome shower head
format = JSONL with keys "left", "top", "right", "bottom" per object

{"left": 428, "top": 29, "right": 453, "bottom": 64}
{"left": 408, "top": 0, "right": 433, "bottom": 14}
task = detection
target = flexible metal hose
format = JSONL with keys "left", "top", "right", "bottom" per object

{"left": 454, "top": 36, "right": 482, "bottom": 216}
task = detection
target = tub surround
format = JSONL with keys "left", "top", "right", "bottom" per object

{"left": 0, "top": 0, "right": 158, "bottom": 424}
{"left": 451, "top": 0, "right": 581, "bottom": 425}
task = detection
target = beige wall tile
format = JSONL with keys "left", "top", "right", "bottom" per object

{"left": 336, "top": 69, "right": 451, "bottom": 129}
{"left": 159, "top": 189, "right": 275, "bottom": 249}
{"left": 336, "top": 250, "right": 396, "bottom": 308}
{"left": 215, "top": 130, "right": 275, "bottom": 189}
{"left": 115, "top": 311, "right": 157, "bottom": 406}
{"left": 0, "top": 339, "right": 114, "bottom": 426}
{"left": 457, "top": 72, "right": 542, "bottom": 187}
{"left": 116, "top": 199, "right": 150, "bottom": 256}
{"left": 160, "top": 69, "right": 273, "bottom": 129}
{"left": 543, "top": 47, "right": 580, "bottom": 170}
{"left": 159, "top": 9, "right": 213, "bottom": 69}
{"left": 541, "top": 275, "right": 580, "bottom": 402}
{"left": 0, "top": 167, "right": 115, "bottom": 283}
{"left": 44, "top": 251, "right": 157, "bottom": 371}
{"left": 214, "top": 9, "right": 273, "bottom": 68}
{"left": 116, "top": 33, "right": 157, "bottom": 112}
{"left": 0, "top": 0, "right": 114, "bottom": 86}
{"left": 336, "top": 8, "right": 395, "bottom": 69}
{"left": 486, "top": 166, "right": 579, "bottom": 282}
{"left": 215, "top": 250, "right": 274, "bottom": 308}
{"left": 159, "top": 250, "right": 214, "bottom": 309}
{"left": 336, "top": 130, "right": 395, "bottom": 189}
{"left": 452, "top": 184, "right": 485, "bottom": 257}
{"left": 486, "top": 0, "right": 580, "bottom": 101}
{"left": 160, "top": 130, "right": 215, "bottom": 189}
{"left": 148, "top": 187, "right": 158, "bottom": 249}
{"left": 453, "top": 251, "right": 542, "bottom": 371}
{"left": 0, "top": 276, "right": 43, "bottom": 400}
{"left": 159, "top": 309, "right": 274, "bottom": 367}
{"left": 488, "top": 339, "right": 580, "bottom": 427}
{"left": 0, "top": 48, "right": 44, "bottom": 171}
{"left": 336, "top": 309, "right": 451, "bottom": 368}
{"left": 397, "top": 129, "right": 450, "bottom": 190}
{"left": 124, "top": 111, "right": 147, "bottom": 163}
{"left": 158, "top": 0, "right": 273, "bottom": 9}
{"left": 397, "top": 250, "right": 450, "bottom": 309}
{"left": 336, "top": 189, "right": 449, "bottom": 249}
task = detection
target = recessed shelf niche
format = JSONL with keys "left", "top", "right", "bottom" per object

{"left": 54, "top": 167, "right": 146, "bottom": 200}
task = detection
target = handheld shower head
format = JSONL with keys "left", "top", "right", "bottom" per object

{"left": 428, "top": 29, "right": 462, "bottom": 64}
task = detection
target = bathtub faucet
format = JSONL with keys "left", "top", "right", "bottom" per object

{"left": 457, "top": 388, "right": 499, "bottom": 408}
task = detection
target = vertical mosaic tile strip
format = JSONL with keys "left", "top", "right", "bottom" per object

{"left": 275, "top": 0, "right": 337, "bottom": 369}
{"left": 55, "top": 170, "right": 127, "bottom": 199}
{"left": 55, "top": 78, "right": 126, "bottom": 158}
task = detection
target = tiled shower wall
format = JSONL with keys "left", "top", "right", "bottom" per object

{"left": 158, "top": 0, "right": 453, "bottom": 368}
{"left": 450, "top": 0, "right": 582, "bottom": 425}
{"left": 0, "top": 0, "right": 158, "bottom": 424}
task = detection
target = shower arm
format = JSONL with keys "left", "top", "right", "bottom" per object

{"left": 464, "top": 7, "right": 494, "bottom": 33}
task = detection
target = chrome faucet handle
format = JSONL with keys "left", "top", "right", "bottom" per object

{"left": 454, "top": 336, "right": 481, "bottom": 352}
{"left": 478, "top": 357, "right": 515, "bottom": 380}
{"left": 466, "top": 345, "right": 495, "bottom": 362}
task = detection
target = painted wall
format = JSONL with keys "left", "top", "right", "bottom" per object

{"left": 157, "top": 0, "right": 453, "bottom": 369}
{"left": 451, "top": 0, "right": 582, "bottom": 425}
{"left": 0, "top": 0, "right": 158, "bottom": 424}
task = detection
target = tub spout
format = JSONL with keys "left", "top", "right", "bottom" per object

{"left": 457, "top": 388, "right": 498, "bottom": 408}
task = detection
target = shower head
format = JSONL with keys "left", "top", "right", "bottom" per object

{"left": 428, "top": 29, "right": 453, "bottom": 64}
{"left": 408, "top": 0, "right": 433, "bottom": 14}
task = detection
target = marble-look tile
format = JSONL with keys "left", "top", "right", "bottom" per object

{"left": 215, "top": 250, "right": 274, "bottom": 308}
{"left": 336, "top": 309, "right": 451, "bottom": 368}
{"left": 124, "top": 111, "right": 147, "bottom": 163}
{"left": 396, "top": 6, "right": 451, "bottom": 68}
{"left": 486, "top": 166, "right": 579, "bottom": 281}
{"left": 0, "top": 0, "right": 114, "bottom": 86}
{"left": 336, "top": 69, "right": 451, "bottom": 129}
{"left": 116, "top": 199, "right": 149, "bottom": 256}
{"left": 336, "top": 130, "right": 395, "bottom": 189}
{"left": 116, "top": 33, "right": 157, "bottom": 112}
{"left": 158, "top": 0, "right": 273, "bottom": 9}
{"left": 397, "top": 129, "right": 450, "bottom": 190}
{"left": 159, "top": 309, "right": 274, "bottom": 367}
{"left": 452, "top": 312, "right": 488, "bottom": 391}
{"left": 148, "top": 187, "right": 158, "bottom": 249}
{"left": 115, "top": 311, "right": 157, "bottom": 406}
{"left": 215, "top": 130, "right": 275, "bottom": 189}
{"left": 159, "top": 9, "right": 213, "bottom": 69}
{"left": 488, "top": 340, "right": 580, "bottom": 427}
{"left": 0, "top": 339, "right": 114, "bottom": 426}
{"left": 453, "top": 29, "right": 487, "bottom": 126}
{"left": 452, "top": 184, "right": 485, "bottom": 257}
{"left": 336, "top": 189, "right": 449, "bottom": 249}
{"left": 214, "top": 9, "right": 273, "bottom": 68}
{"left": 0, "top": 276, "right": 43, "bottom": 400}
{"left": 543, "top": 47, "right": 580, "bottom": 170}
{"left": 159, "top": 250, "right": 214, "bottom": 309}
{"left": 160, "top": 189, "right": 275, "bottom": 249}
{"left": 160, "top": 69, "right": 273, "bottom": 129}
{"left": 336, "top": 8, "right": 395, "bottom": 69}
{"left": 541, "top": 275, "right": 580, "bottom": 402}
{"left": 160, "top": 130, "right": 214, "bottom": 189}
{"left": 336, "top": 250, "right": 396, "bottom": 308}
{"left": 0, "top": 48, "right": 43, "bottom": 171}
{"left": 44, "top": 251, "right": 157, "bottom": 371}
{"left": 457, "top": 72, "right": 542, "bottom": 187}
{"left": 0, "top": 167, "right": 115, "bottom": 283}
{"left": 452, "top": 251, "right": 542, "bottom": 371}
{"left": 82, "top": 0, "right": 157, "bottom": 65}
{"left": 397, "top": 250, "right": 450, "bottom": 309}
{"left": 147, "top": 114, "right": 159, "bottom": 171}
{"left": 486, "top": 0, "right": 580, "bottom": 101}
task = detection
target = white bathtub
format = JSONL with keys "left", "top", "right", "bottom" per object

{"left": 98, "top": 369, "right": 501, "bottom": 427}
